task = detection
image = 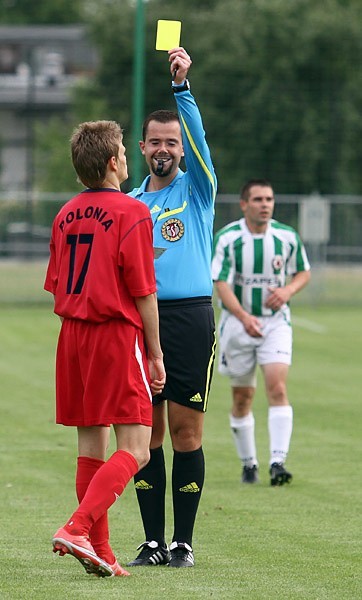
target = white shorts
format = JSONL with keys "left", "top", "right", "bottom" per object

{"left": 218, "top": 308, "right": 292, "bottom": 387}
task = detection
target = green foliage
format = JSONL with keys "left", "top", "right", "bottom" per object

{"left": 6, "top": 0, "right": 362, "bottom": 194}
{"left": 0, "top": 0, "right": 84, "bottom": 24}
{"left": 186, "top": 0, "right": 362, "bottom": 194}
{"left": 78, "top": 0, "right": 362, "bottom": 195}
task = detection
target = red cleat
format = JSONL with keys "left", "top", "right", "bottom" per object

{"left": 52, "top": 527, "right": 113, "bottom": 577}
{"left": 109, "top": 560, "right": 131, "bottom": 577}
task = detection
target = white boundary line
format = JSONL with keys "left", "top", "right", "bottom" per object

{"left": 292, "top": 316, "right": 327, "bottom": 334}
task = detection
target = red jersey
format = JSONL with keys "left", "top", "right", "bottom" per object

{"left": 44, "top": 188, "right": 156, "bottom": 326}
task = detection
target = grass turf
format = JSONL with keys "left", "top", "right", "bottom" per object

{"left": 0, "top": 304, "right": 361, "bottom": 599}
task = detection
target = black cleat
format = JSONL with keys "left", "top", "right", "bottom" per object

{"left": 168, "top": 542, "right": 194, "bottom": 568}
{"left": 127, "top": 541, "right": 170, "bottom": 566}
{"left": 241, "top": 465, "right": 259, "bottom": 484}
{"left": 269, "top": 462, "right": 292, "bottom": 486}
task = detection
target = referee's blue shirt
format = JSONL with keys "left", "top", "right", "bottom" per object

{"left": 129, "top": 89, "right": 217, "bottom": 301}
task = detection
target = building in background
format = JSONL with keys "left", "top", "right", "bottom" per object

{"left": 0, "top": 25, "right": 98, "bottom": 192}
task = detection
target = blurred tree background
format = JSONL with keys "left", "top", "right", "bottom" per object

{"left": 1, "top": 0, "right": 362, "bottom": 195}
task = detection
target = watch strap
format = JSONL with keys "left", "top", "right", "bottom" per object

{"left": 172, "top": 79, "right": 190, "bottom": 93}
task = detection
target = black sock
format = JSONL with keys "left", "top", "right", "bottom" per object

{"left": 134, "top": 446, "right": 166, "bottom": 546}
{"left": 172, "top": 447, "right": 205, "bottom": 547}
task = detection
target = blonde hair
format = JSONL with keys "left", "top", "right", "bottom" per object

{"left": 71, "top": 120, "right": 123, "bottom": 188}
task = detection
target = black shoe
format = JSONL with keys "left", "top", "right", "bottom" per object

{"left": 241, "top": 465, "right": 259, "bottom": 484}
{"left": 269, "top": 462, "right": 292, "bottom": 486}
{"left": 168, "top": 542, "right": 194, "bottom": 568}
{"left": 127, "top": 541, "right": 170, "bottom": 566}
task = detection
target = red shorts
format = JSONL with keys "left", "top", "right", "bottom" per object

{"left": 55, "top": 318, "right": 153, "bottom": 427}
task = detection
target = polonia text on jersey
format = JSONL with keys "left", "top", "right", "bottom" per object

{"left": 59, "top": 206, "right": 114, "bottom": 233}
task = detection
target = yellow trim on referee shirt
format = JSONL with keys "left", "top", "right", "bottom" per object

{"left": 157, "top": 200, "right": 188, "bottom": 221}
{"left": 180, "top": 114, "right": 216, "bottom": 202}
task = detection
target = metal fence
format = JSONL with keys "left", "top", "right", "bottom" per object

{"left": 0, "top": 192, "right": 362, "bottom": 264}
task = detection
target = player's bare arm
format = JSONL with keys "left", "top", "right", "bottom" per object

{"left": 215, "top": 280, "right": 263, "bottom": 338}
{"left": 266, "top": 270, "right": 311, "bottom": 311}
{"left": 168, "top": 47, "right": 192, "bottom": 83}
{"left": 135, "top": 294, "right": 166, "bottom": 395}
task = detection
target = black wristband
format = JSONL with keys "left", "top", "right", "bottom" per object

{"left": 172, "top": 79, "right": 190, "bottom": 93}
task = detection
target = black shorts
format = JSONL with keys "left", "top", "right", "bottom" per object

{"left": 154, "top": 296, "right": 216, "bottom": 412}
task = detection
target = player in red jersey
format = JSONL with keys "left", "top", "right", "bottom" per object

{"left": 44, "top": 120, "right": 165, "bottom": 577}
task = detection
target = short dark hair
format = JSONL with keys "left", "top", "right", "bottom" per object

{"left": 71, "top": 120, "right": 123, "bottom": 188}
{"left": 142, "top": 110, "right": 180, "bottom": 141}
{"left": 240, "top": 178, "right": 273, "bottom": 201}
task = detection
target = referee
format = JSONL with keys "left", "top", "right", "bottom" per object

{"left": 127, "top": 47, "right": 217, "bottom": 568}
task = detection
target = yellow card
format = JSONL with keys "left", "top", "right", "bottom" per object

{"left": 155, "top": 20, "right": 181, "bottom": 51}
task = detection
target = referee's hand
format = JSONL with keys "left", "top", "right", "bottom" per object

{"left": 168, "top": 47, "right": 192, "bottom": 84}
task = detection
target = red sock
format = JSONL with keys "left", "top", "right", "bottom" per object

{"left": 65, "top": 450, "right": 138, "bottom": 536}
{"left": 76, "top": 456, "right": 115, "bottom": 564}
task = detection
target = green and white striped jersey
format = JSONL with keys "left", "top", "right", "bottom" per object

{"left": 212, "top": 218, "right": 310, "bottom": 317}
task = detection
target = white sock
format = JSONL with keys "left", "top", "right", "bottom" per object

{"left": 229, "top": 412, "right": 258, "bottom": 467}
{"left": 268, "top": 405, "right": 293, "bottom": 465}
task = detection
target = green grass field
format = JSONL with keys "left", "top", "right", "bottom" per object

{"left": 0, "top": 264, "right": 361, "bottom": 599}
{"left": 0, "top": 260, "right": 362, "bottom": 306}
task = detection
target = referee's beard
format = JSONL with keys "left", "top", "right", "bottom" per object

{"left": 151, "top": 155, "right": 175, "bottom": 178}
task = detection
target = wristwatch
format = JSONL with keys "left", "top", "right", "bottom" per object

{"left": 172, "top": 79, "right": 190, "bottom": 93}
